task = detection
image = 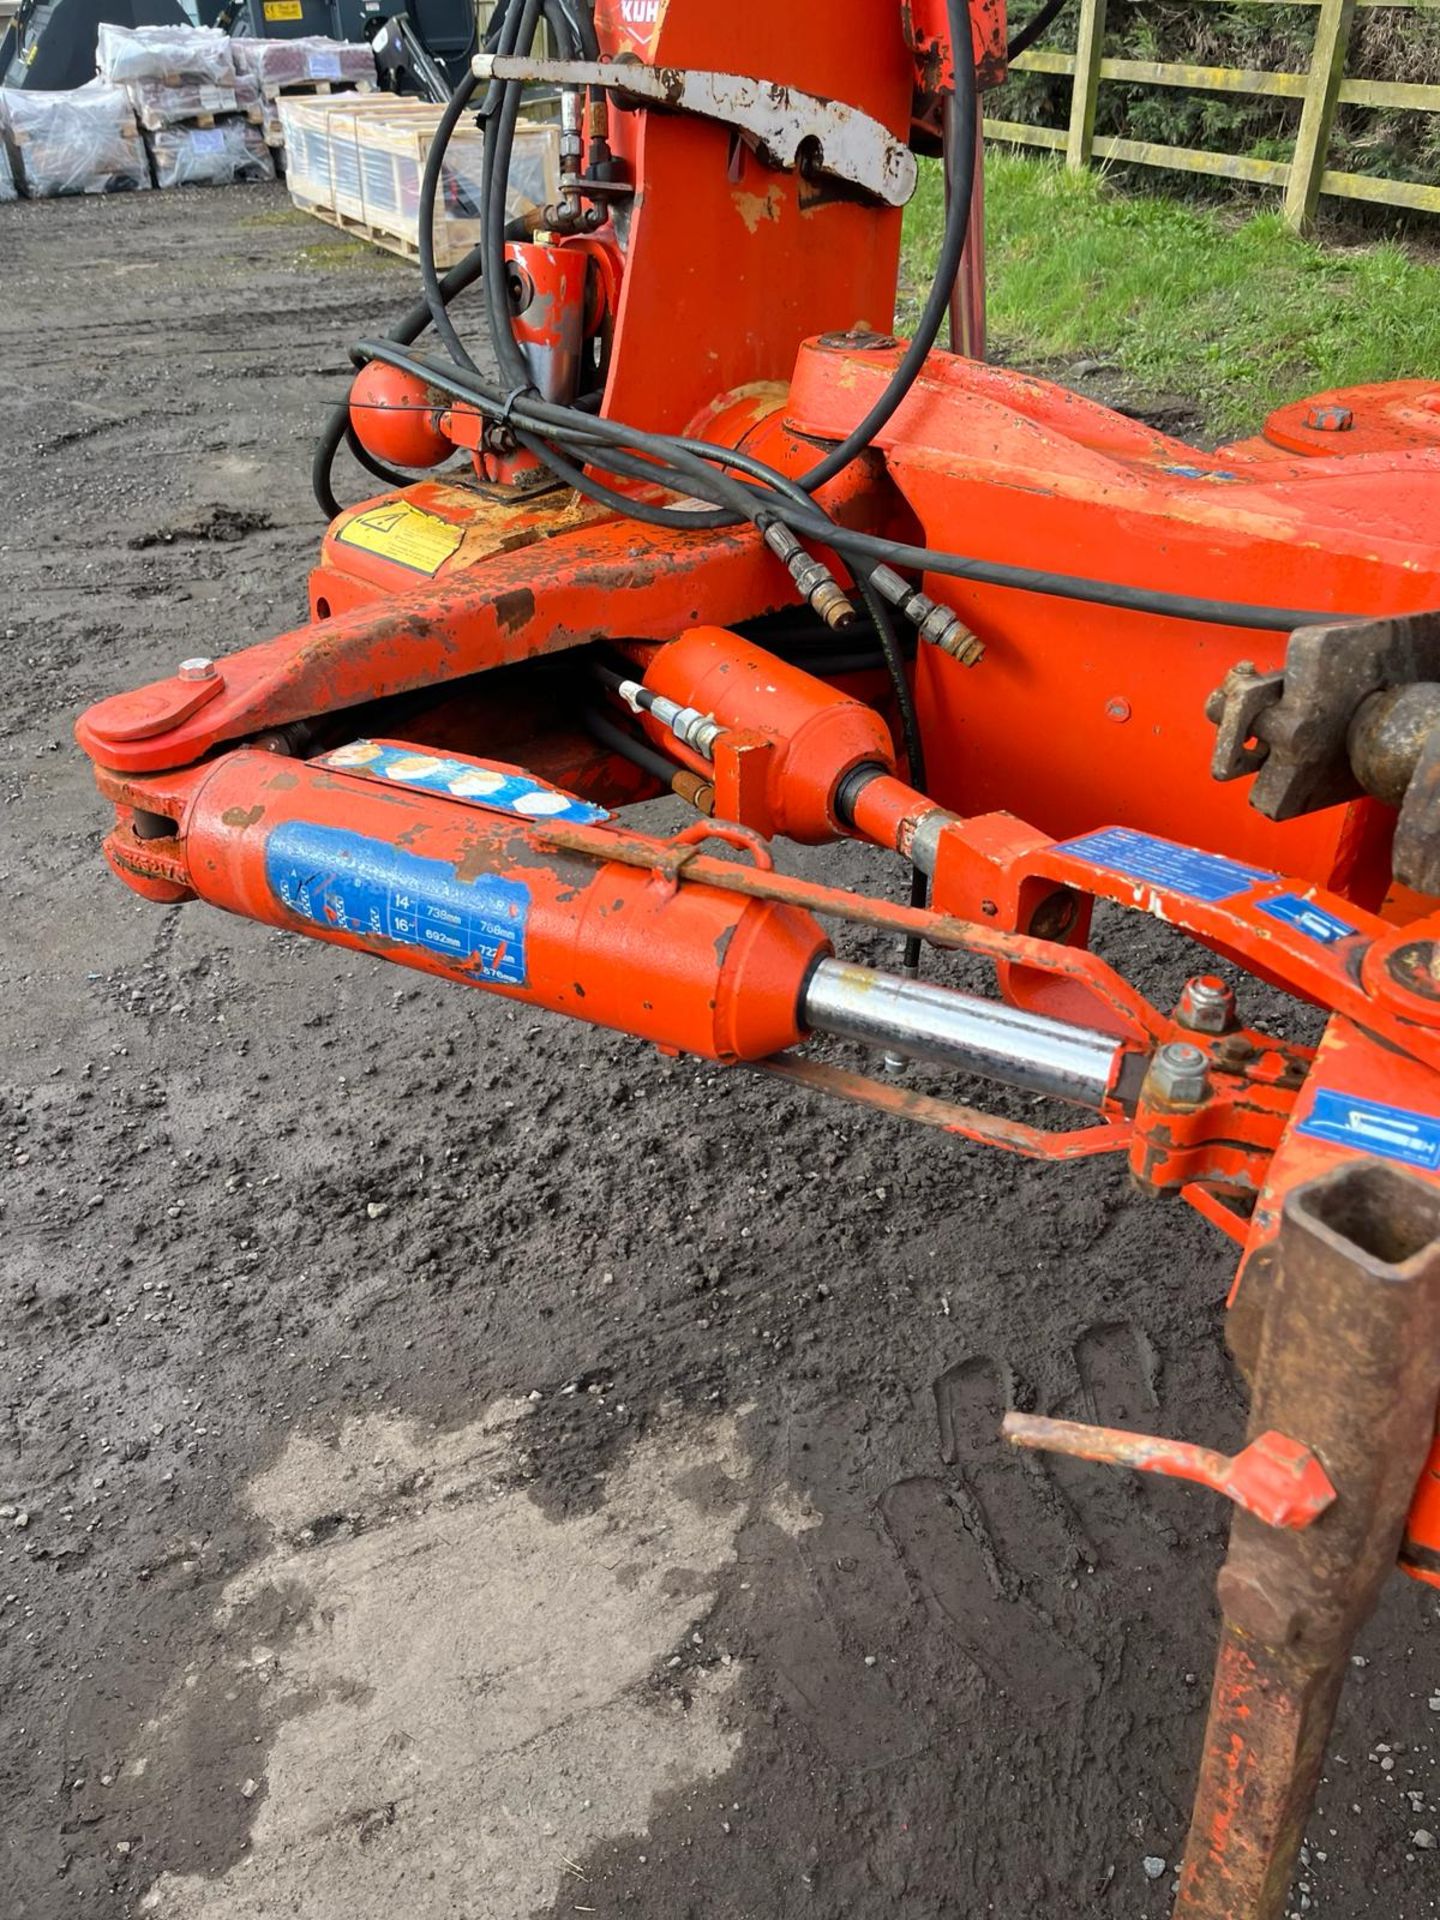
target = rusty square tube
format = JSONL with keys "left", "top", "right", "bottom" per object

{"left": 1175, "top": 1158, "right": 1440, "bottom": 1920}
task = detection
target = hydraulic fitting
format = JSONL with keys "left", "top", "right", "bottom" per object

{"left": 761, "top": 521, "right": 857, "bottom": 631}
{"left": 868, "top": 563, "right": 984, "bottom": 665}
{"left": 619, "top": 679, "right": 724, "bottom": 758}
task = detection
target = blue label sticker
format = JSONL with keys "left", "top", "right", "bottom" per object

{"left": 1299, "top": 1089, "right": 1440, "bottom": 1172}
{"left": 1256, "top": 892, "right": 1358, "bottom": 947}
{"left": 265, "top": 820, "right": 529, "bottom": 985}
{"left": 1056, "top": 828, "right": 1275, "bottom": 904}
{"left": 319, "top": 741, "right": 608, "bottom": 826}
{"left": 1161, "top": 464, "right": 1241, "bottom": 483}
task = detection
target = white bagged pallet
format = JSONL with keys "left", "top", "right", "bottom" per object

{"left": 148, "top": 118, "right": 275, "bottom": 189}
{"left": 231, "top": 35, "right": 376, "bottom": 90}
{"left": 0, "top": 84, "right": 151, "bottom": 197}
{"left": 96, "top": 23, "right": 236, "bottom": 87}
{"left": 124, "top": 73, "right": 261, "bottom": 130}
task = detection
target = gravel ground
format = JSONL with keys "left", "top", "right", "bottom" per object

{"left": 2, "top": 179, "right": 1438, "bottom": 1920}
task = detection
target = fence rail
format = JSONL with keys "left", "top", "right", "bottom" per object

{"left": 987, "top": 0, "right": 1440, "bottom": 225}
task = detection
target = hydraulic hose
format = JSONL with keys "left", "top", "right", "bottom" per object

{"left": 439, "top": 0, "right": 979, "bottom": 529}
{"left": 356, "top": 337, "right": 1360, "bottom": 634}
{"left": 584, "top": 706, "right": 680, "bottom": 784}
{"left": 313, "top": 240, "right": 490, "bottom": 518}
{"left": 346, "top": 0, "right": 1375, "bottom": 658}
{"left": 1007, "top": 0, "right": 1068, "bottom": 63}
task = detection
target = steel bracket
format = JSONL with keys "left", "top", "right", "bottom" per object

{"left": 1206, "top": 612, "right": 1440, "bottom": 890}
{"left": 471, "top": 53, "right": 919, "bottom": 206}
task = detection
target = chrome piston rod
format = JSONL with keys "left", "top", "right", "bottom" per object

{"left": 801, "top": 959, "right": 1124, "bottom": 1109}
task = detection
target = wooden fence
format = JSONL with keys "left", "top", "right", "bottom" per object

{"left": 986, "top": 0, "right": 1440, "bottom": 228}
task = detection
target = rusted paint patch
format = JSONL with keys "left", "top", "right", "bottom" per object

{"left": 496, "top": 588, "right": 538, "bottom": 634}
{"left": 732, "top": 187, "right": 783, "bottom": 234}
{"left": 221, "top": 805, "right": 265, "bottom": 830}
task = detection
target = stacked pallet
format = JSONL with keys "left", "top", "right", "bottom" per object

{"left": 232, "top": 36, "right": 377, "bottom": 165}
{"left": 96, "top": 24, "right": 274, "bottom": 188}
{"left": 0, "top": 84, "right": 151, "bottom": 197}
{"left": 280, "top": 94, "right": 559, "bottom": 267}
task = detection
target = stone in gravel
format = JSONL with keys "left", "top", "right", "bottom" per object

{"left": 1415, "top": 1830, "right": 1437, "bottom": 1850}
{"left": 365, "top": 1201, "right": 388, "bottom": 1220}
{"left": 1142, "top": 1857, "right": 1166, "bottom": 1880}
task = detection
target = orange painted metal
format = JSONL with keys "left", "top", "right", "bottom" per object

{"left": 1402, "top": 1435, "right": 1440, "bottom": 1591}
{"left": 588, "top": 0, "right": 917, "bottom": 438}
{"left": 1128, "top": 1044, "right": 1308, "bottom": 1200}
{"left": 641, "top": 626, "right": 897, "bottom": 840}
{"left": 762, "top": 1053, "right": 1132, "bottom": 1160}
{"left": 1002, "top": 1415, "right": 1338, "bottom": 1530}
{"left": 349, "top": 362, "right": 451, "bottom": 469}
{"left": 114, "top": 746, "right": 829, "bottom": 1064}
{"left": 67, "top": 1, "right": 1440, "bottom": 1907}
{"left": 781, "top": 342, "right": 1440, "bottom": 900}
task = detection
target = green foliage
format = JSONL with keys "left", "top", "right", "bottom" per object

{"left": 997, "top": 0, "right": 1440, "bottom": 188}
{"left": 902, "top": 152, "right": 1440, "bottom": 434}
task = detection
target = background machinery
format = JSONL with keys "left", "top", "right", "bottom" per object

{"left": 74, "top": 0, "right": 1440, "bottom": 1912}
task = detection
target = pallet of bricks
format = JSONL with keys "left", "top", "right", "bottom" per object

{"left": 0, "top": 83, "right": 151, "bottom": 198}
{"left": 230, "top": 35, "right": 378, "bottom": 170}
{"left": 280, "top": 93, "right": 559, "bottom": 267}
{"left": 97, "top": 23, "right": 273, "bottom": 188}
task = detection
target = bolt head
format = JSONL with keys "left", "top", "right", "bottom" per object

{"left": 1176, "top": 974, "right": 1237, "bottom": 1035}
{"left": 178, "top": 657, "right": 217, "bottom": 682}
{"left": 1306, "top": 404, "right": 1354, "bottom": 433}
{"left": 1149, "top": 1040, "right": 1210, "bottom": 1106}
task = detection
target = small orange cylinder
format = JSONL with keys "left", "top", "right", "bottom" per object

{"left": 349, "top": 362, "right": 452, "bottom": 470}
{"left": 643, "top": 627, "right": 896, "bottom": 842}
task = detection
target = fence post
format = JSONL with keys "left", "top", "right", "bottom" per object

{"left": 1066, "top": 0, "right": 1109, "bottom": 170}
{"left": 1284, "top": 0, "right": 1357, "bottom": 231}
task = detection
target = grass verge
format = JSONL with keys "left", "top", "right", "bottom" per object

{"left": 903, "top": 151, "right": 1440, "bottom": 436}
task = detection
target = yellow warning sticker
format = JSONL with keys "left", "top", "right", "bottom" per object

{"left": 336, "top": 502, "right": 465, "bottom": 576}
{"left": 264, "top": 2, "right": 304, "bottom": 20}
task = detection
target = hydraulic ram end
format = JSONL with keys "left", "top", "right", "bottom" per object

{"left": 801, "top": 957, "right": 1126, "bottom": 1110}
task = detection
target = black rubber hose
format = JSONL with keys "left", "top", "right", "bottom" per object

{"left": 453, "top": 0, "right": 976, "bottom": 518}
{"left": 858, "top": 569, "right": 929, "bottom": 976}
{"left": 1007, "top": 0, "right": 1068, "bottom": 63}
{"left": 859, "top": 573, "right": 925, "bottom": 792}
{"left": 419, "top": 67, "right": 488, "bottom": 376}
{"left": 419, "top": 0, "right": 964, "bottom": 537}
{"left": 356, "top": 338, "right": 1359, "bottom": 632}
{"left": 799, "top": 0, "right": 977, "bottom": 494}
{"left": 585, "top": 706, "right": 681, "bottom": 784}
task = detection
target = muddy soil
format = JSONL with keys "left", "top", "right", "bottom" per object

{"left": 2, "top": 182, "right": 1438, "bottom": 1920}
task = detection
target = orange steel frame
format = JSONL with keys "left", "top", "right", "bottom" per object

{"left": 73, "top": 1, "right": 1440, "bottom": 1914}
